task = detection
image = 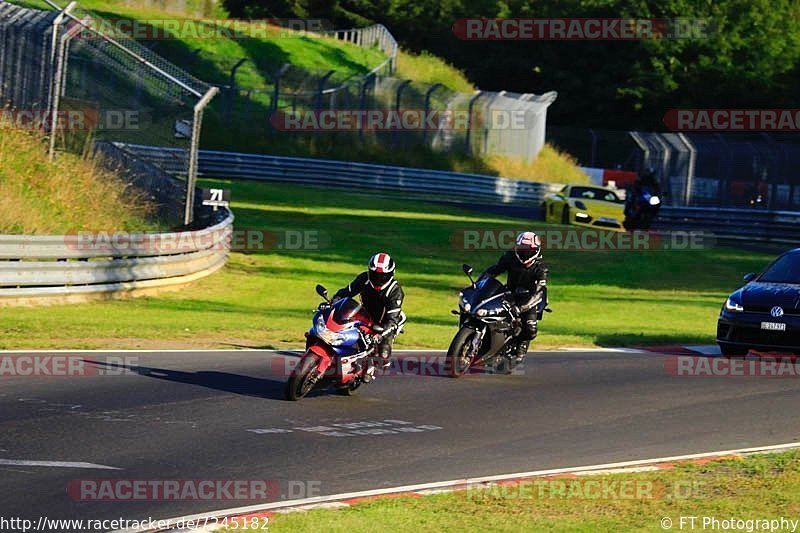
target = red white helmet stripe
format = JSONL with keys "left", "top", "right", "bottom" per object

{"left": 370, "top": 253, "right": 395, "bottom": 273}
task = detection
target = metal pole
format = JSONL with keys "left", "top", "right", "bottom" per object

{"left": 629, "top": 131, "right": 650, "bottom": 170}
{"left": 41, "top": 0, "right": 203, "bottom": 98}
{"left": 422, "top": 83, "right": 442, "bottom": 144}
{"left": 465, "top": 91, "right": 483, "bottom": 154}
{"left": 315, "top": 70, "right": 335, "bottom": 110}
{"left": 48, "top": 3, "right": 78, "bottom": 161}
{"left": 46, "top": 1, "right": 76, "bottom": 113}
{"left": 226, "top": 57, "right": 247, "bottom": 124}
{"left": 677, "top": 133, "right": 696, "bottom": 207}
{"left": 184, "top": 86, "right": 219, "bottom": 225}
{"left": 392, "top": 80, "right": 411, "bottom": 147}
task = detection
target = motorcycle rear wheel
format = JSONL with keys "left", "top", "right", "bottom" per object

{"left": 285, "top": 353, "right": 320, "bottom": 401}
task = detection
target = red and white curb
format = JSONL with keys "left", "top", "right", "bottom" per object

{"left": 117, "top": 441, "right": 800, "bottom": 533}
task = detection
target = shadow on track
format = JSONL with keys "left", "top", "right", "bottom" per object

{"left": 82, "top": 359, "right": 290, "bottom": 401}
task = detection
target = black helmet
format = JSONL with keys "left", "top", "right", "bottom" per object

{"left": 639, "top": 166, "right": 657, "bottom": 180}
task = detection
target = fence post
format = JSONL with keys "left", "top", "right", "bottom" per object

{"left": 47, "top": 1, "right": 77, "bottom": 161}
{"left": 676, "top": 133, "right": 695, "bottom": 207}
{"left": 422, "top": 83, "right": 442, "bottom": 144}
{"left": 465, "top": 91, "right": 483, "bottom": 154}
{"left": 226, "top": 57, "right": 247, "bottom": 125}
{"left": 315, "top": 70, "right": 335, "bottom": 110}
{"left": 185, "top": 86, "right": 219, "bottom": 225}
{"left": 46, "top": 1, "right": 76, "bottom": 113}
{"left": 270, "top": 63, "right": 291, "bottom": 113}
{"left": 392, "top": 79, "right": 411, "bottom": 147}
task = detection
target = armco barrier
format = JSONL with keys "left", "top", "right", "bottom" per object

{"left": 653, "top": 206, "right": 800, "bottom": 245}
{"left": 115, "top": 143, "right": 562, "bottom": 205}
{"left": 119, "top": 143, "right": 800, "bottom": 245}
{"left": 0, "top": 209, "right": 233, "bottom": 304}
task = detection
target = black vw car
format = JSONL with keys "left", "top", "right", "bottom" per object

{"left": 717, "top": 248, "right": 800, "bottom": 357}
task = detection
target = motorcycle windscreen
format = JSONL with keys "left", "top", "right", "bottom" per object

{"left": 332, "top": 298, "right": 372, "bottom": 326}
{"left": 465, "top": 277, "right": 506, "bottom": 307}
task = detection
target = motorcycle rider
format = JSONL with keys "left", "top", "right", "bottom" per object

{"left": 334, "top": 253, "right": 406, "bottom": 372}
{"left": 480, "top": 232, "right": 548, "bottom": 363}
{"left": 625, "top": 166, "right": 662, "bottom": 228}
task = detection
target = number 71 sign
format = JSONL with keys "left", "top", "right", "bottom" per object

{"left": 201, "top": 188, "right": 231, "bottom": 211}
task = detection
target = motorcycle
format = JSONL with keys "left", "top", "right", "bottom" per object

{"left": 285, "top": 284, "right": 384, "bottom": 401}
{"left": 446, "top": 264, "right": 549, "bottom": 378}
{"left": 623, "top": 184, "right": 662, "bottom": 230}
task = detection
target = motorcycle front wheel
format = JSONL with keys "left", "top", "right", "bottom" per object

{"left": 285, "top": 352, "right": 321, "bottom": 401}
{"left": 446, "top": 327, "right": 479, "bottom": 378}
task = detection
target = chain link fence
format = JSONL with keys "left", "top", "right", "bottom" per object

{"left": 548, "top": 127, "right": 800, "bottom": 210}
{"left": 1, "top": 1, "right": 218, "bottom": 225}
{"left": 210, "top": 63, "right": 557, "bottom": 162}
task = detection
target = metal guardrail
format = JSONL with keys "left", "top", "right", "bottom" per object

{"left": 116, "top": 144, "right": 562, "bottom": 205}
{"left": 0, "top": 209, "right": 233, "bottom": 303}
{"left": 119, "top": 143, "right": 800, "bottom": 245}
{"left": 654, "top": 206, "right": 800, "bottom": 245}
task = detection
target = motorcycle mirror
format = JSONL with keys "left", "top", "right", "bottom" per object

{"left": 462, "top": 263, "right": 476, "bottom": 287}
{"left": 743, "top": 272, "right": 756, "bottom": 282}
{"left": 315, "top": 284, "right": 329, "bottom": 300}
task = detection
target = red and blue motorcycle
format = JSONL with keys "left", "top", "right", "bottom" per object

{"left": 285, "top": 284, "right": 383, "bottom": 401}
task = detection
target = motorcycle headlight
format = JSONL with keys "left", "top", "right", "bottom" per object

{"left": 724, "top": 297, "right": 744, "bottom": 312}
{"left": 314, "top": 315, "right": 346, "bottom": 345}
{"left": 649, "top": 196, "right": 661, "bottom": 206}
{"left": 476, "top": 306, "right": 503, "bottom": 317}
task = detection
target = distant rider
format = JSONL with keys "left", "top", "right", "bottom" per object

{"left": 480, "top": 232, "right": 548, "bottom": 362}
{"left": 625, "top": 166, "right": 662, "bottom": 228}
{"left": 334, "top": 253, "right": 406, "bottom": 371}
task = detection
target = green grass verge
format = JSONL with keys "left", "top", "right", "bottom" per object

{"left": 237, "top": 450, "right": 800, "bottom": 532}
{"left": 0, "top": 125, "right": 158, "bottom": 234}
{"left": 0, "top": 179, "right": 773, "bottom": 349}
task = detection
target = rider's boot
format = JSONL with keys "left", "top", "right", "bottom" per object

{"left": 362, "top": 361, "right": 376, "bottom": 383}
{"left": 514, "top": 340, "right": 530, "bottom": 363}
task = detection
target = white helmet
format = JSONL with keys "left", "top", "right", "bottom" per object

{"left": 514, "top": 232, "right": 542, "bottom": 267}
{"left": 368, "top": 252, "right": 395, "bottom": 289}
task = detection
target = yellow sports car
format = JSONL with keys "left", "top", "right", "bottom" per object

{"left": 542, "top": 185, "right": 626, "bottom": 231}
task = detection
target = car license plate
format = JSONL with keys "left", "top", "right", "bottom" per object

{"left": 761, "top": 322, "right": 787, "bottom": 331}
{"left": 597, "top": 216, "right": 617, "bottom": 223}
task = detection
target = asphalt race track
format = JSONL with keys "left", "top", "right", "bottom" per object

{"left": 2, "top": 349, "right": 799, "bottom": 526}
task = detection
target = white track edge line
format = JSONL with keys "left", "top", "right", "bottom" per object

{"left": 114, "top": 440, "right": 800, "bottom": 533}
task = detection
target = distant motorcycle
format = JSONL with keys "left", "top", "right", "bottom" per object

{"left": 623, "top": 184, "right": 662, "bottom": 230}
{"left": 446, "top": 264, "right": 549, "bottom": 378}
{"left": 285, "top": 284, "right": 383, "bottom": 401}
